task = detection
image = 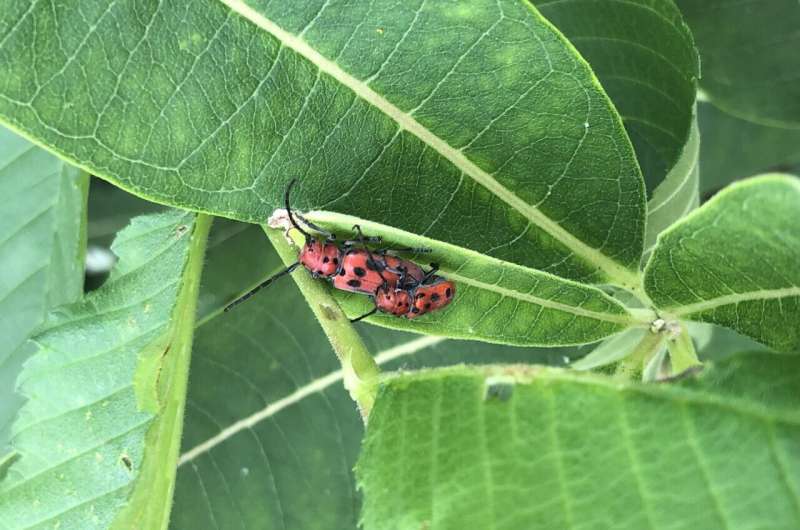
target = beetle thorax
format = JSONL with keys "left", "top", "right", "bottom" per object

{"left": 299, "top": 239, "right": 341, "bottom": 277}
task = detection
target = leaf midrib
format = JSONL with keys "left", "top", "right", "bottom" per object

{"left": 669, "top": 286, "right": 800, "bottom": 317}
{"left": 219, "top": 0, "right": 640, "bottom": 288}
{"left": 445, "top": 270, "right": 634, "bottom": 325}
{"left": 305, "top": 210, "right": 650, "bottom": 325}
{"left": 176, "top": 335, "right": 446, "bottom": 466}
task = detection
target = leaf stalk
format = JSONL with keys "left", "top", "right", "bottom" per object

{"left": 615, "top": 330, "right": 666, "bottom": 380}
{"left": 264, "top": 226, "right": 380, "bottom": 421}
{"left": 667, "top": 324, "right": 702, "bottom": 373}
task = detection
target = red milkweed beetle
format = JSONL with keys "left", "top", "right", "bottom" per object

{"left": 224, "top": 179, "right": 450, "bottom": 322}
{"left": 352, "top": 266, "right": 456, "bottom": 321}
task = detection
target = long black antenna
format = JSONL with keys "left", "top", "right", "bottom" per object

{"left": 285, "top": 179, "right": 311, "bottom": 240}
{"left": 224, "top": 262, "right": 300, "bottom": 312}
{"left": 350, "top": 307, "right": 378, "bottom": 323}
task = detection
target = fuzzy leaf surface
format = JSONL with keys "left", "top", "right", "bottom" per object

{"left": 645, "top": 174, "right": 800, "bottom": 353}
{"left": 0, "top": 125, "right": 87, "bottom": 451}
{"left": 358, "top": 353, "right": 800, "bottom": 530}
{"left": 0, "top": 210, "right": 202, "bottom": 530}
{"left": 0, "top": 0, "right": 646, "bottom": 286}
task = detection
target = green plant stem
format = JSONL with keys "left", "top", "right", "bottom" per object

{"left": 667, "top": 325, "right": 702, "bottom": 373}
{"left": 615, "top": 330, "right": 666, "bottom": 380}
{"left": 265, "top": 227, "right": 380, "bottom": 420}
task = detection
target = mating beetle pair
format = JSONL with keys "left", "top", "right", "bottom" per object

{"left": 225, "top": 180, "right": 455, "bottom": 321}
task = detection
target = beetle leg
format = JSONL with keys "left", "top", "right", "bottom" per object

{"left": 295, "top": 213, "right": 336, "bottom": 241}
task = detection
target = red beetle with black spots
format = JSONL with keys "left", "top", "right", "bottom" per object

{"left": 352, "top": 268, "right": 456, "bottom": 321}
{"left": 224, "top": 179, "right": 455, "bottom": 322}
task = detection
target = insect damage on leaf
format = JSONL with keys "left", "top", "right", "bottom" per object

{"left": 484, "top": 376, "right": 515, "bottom": 402}
{"left": 119, "top": 453, "right": 133, "bottom": 473}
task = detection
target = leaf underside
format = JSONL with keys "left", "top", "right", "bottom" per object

{"left": 0, "top": 0, "right": 646, "bottom": 286}
{"left": 0, "top": 125, "right": 87, "bottom": 451}
{"left": 0, "top": 210, "right": 196, "bottom": 530}
{"left": 358, "top": 353, "right": 800, "bottom": 530}
{"left": 287, "top": 214, "right": 638, "bottom": 346}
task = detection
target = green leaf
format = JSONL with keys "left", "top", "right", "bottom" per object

{"left": 0, "top": 0, "right": 646, "bottom": 286}
{"left": 112, "top": 213, "right": 211, "bottom": 530}
{"left": 172, "top": 234, "right": 588, "bottom": 529}
{"left": 569, "top": 327, "right": 648, "bottom": 371}
{"left": 288, "top": 213, "right": 650, "bottom": 346}
{"left": 691, "top": 322, "right": 773, "bottom": 363}
{"left": 645, "top": 113, "right": 700, "bottom": 253}
{"left": 358, "top": 352, "right": 800, "bottom": 530}
{"left": 675, "top": 0, "right": 800, "bottom": 128}
{"left": 533, "top": 0, "right": 699, "bottom": 192}
{"left": 698, "top": 102, "right": 800, "bottom": 194}
{"left": 645, "top": 174, "right": 800, "bottom": 353}
{"left": 0, "top": 125, "right": 88, "bottom": 451}
{"left": 0, "top": 210, "right": 209, "bottom": 530}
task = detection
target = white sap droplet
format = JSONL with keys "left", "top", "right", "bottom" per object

{"left": 584, "top": 122, "right": 590, "bottom": 128}
{"left": 240, "top": 467, "right": 250, "bottom": 477}
{"left": 562, "top": 356, "right": 571, "bottom": 364}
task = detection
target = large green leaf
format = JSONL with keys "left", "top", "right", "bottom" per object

{"left": 0, "top": 0, "right": 646, "bottom": 287}
{"left": 172, "top": 225, "right": 587, "bottom": 529}
{"left": 698, "top": 102, "right": 800, "bottom": 194}
{"left": 0, "top": 125, "right": 87, "bottom": 452}
{"left": 534, "top": 0, "right": 699, "bottom": 192}
{"left": 0, "top": 210, "right": 209, "bottom": 530}
{"left": 270, "top": 214, "right": 649, "bottom": 346}
{"left": 645, "top": 174, "right": 800, "bottom": 353}
{"left": 676, "top": 0, "right": 800, "bottom": 128}
{"left": 358, "top": 352, "right": 800, "bottom": 530}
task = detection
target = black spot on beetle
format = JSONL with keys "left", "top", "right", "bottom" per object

{"left": 339, "top": 269, "right": 346, "bottom": 276}
{"left": 446, "top": 288, "right": 452, "bottom": 298}
{"left": 416, "top": 293, "right": 425, "bottom": 300}
{"left": 411, "top": 307, "right": 420, "bottom": 313}
{"left": 347, "top": 279, "right": 361, "bottom": 288}
{"left": 431, "top": 293, "right": 440, "bottom": 302}
{"left": 424, "top": 303, "right": 431, "bottom": 310}
{"left": 353, "top": 267, "right": 366, "bottom": 277}
{"left": 333, "top": 258, "right": 339, "bottom": 265}
{"left": 323, "top": 257, "right": 329, "bottom": 263}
